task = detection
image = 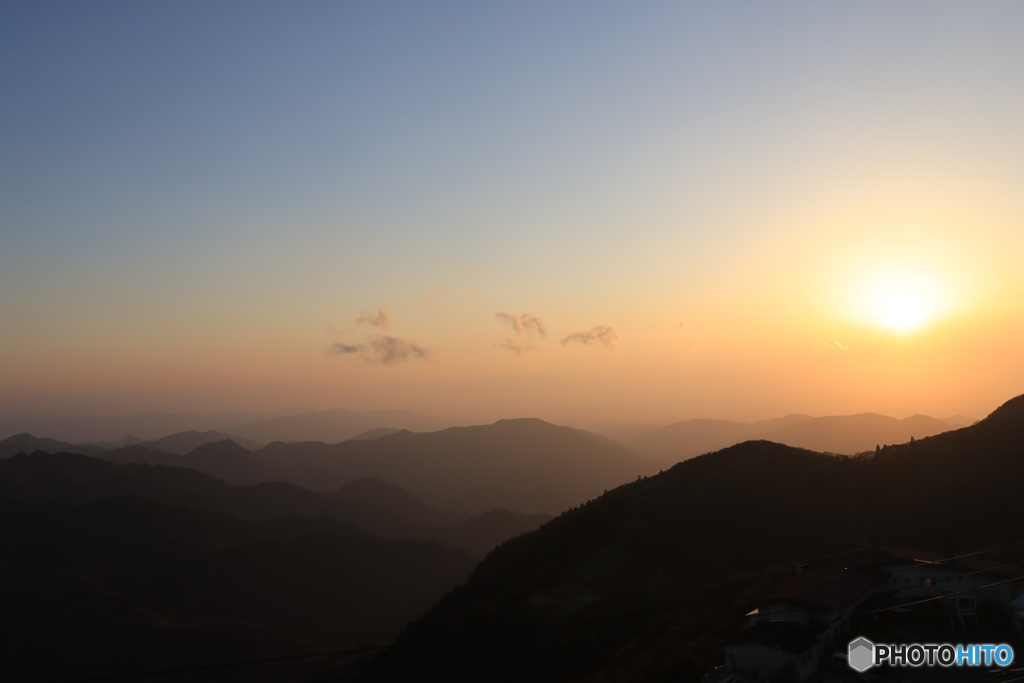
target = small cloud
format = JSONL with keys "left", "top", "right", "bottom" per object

{"left": 329, "top": 343, "right": 365, "bottom": 355}
{"left": 822, "top": 340, "right": 852, "bottom": 351}
{"left": 328, "top": 335, "right": 432, "bottom": 365}
{"left": 367, "top": 335, "right": 431, "bottom": 364}
{"left": 356, "top": 305, "right": 391, "bottom": 330}
{"left": 495, "top": 312, "right": 546, "bottom": 338}
{"left": 495, "top": 338, "right": 538, "bottom": 354}
{"left": 561, "top": 325, "right": 617, "bottom": 348}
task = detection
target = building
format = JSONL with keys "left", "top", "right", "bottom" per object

{"left": 723, "top": 547, "right": 1024, "bottom": 682}
{"left": 725, "top": 568, "right": 885, "bottom": 681}
{"left": 802, "top": 546, "right": 1024, "bottom": 628}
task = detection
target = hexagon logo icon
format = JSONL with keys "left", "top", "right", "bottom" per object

{"left": 848, "top": 637, "right": 875, "bottom": 672}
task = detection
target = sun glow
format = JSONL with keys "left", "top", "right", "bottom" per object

{"left": 852, "top": 268, "right": 949, "bottom": 334}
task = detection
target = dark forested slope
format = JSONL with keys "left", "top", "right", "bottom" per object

{"left": 367, "top": 394, "right": 1024, "bottom": 682}
{"left": 0, "top": 496, "right": 475, "bottom": 683}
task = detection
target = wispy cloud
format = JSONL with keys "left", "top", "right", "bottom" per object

{"left": 495, "top": 312, "right": 546, "bottom": 338}
{"left": 355, "top": 305, "right": 391, "bottom": 330}
{"left": 329, "top": 343, "right": 365, "bottom": 354}
{"left": 494, "top": 312, "right": 546, "bottom": 354}
{"left": 329, "top": 335, "right": 432, "bottom": 365}
{"left": 561, "top": 325, "right": 617, "bottom": 348}
{"left": 495, "top": 338, "right": 539, "bottom": 354}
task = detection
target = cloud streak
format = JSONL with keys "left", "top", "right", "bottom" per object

{"left": 356, "top": 305, "right": 391, "bottom": 330}
{"left": 330, "top": 343, "right": 365, "bottom": 354}
{"left": 561, "top": 325, "right": 617, "bottom": 348}
{"left": 495, "top": 312, "right": 546, "bottom": 337}
{"left": 495, "top": 338, "right": 538, "bottom": 354}
{"left": 329, "top": 335, "right": 432, "bottom": 365}
{"left": 495, "top": 312, "right": 546, "bottom": 354}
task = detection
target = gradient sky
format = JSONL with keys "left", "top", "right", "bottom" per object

{"left": 3, "top": 2, "right": 1024, "bottom": 428}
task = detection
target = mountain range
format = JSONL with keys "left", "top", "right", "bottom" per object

{"left": 0, "top": 407, "right": 457, "bottom": 445}
{"left": 136, "top": 429, "right": 265, "bottom": 454}
{"left": 87, "top": 419, "right": 658, "bottom": 515}
{"left": 0, "top": 432, "right": 108, "bottom": 459}
{"left": 365, "top": 394, "right": 1024, "bottom": 682}
{"left": 0, "top": 494, "right": 475, "bottom": 683}
{"left": 622, "top": 412, "right": 967, "bottom": 463}
{"left": 3, "top": 416, "right": 655, "bottom": 521}
{"left": 0, "top": 395, "right": 1016, "bottom": 682}
{"left": 253, "top": 418, "right": 660, "bottom": 514}
{"left": 0, "top": 446, "right": 559, "bottom": 681}
{"left": 0, "top": 450, "right": 549, "bottom": 559}
{"left": 225, "top": 408, "right": 458, "bottom": 444}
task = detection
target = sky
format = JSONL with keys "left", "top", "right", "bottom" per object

{"left": 3, "top": 1, "right": 1024, "bottom": 428}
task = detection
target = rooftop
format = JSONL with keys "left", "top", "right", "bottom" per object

{"left": 754, "top": 568, "right": 886, "bottom": 611}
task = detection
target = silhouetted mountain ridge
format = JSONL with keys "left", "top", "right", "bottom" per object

{"left": 0, "top": 494, "right": 475, "bottom": 682}
{"left": 625, "top": 411, "right": 960, "bottom": 463}
{"left": 0, "top": 451, "right": 550, "bottom": 557}
{"left": 334, "top": 477, "right": 462, "bottom": 528}
{"left": 0, "top": 432, "right": 107, "bottom": 459}
{"left": 137, "top": 429, "right": 265, "bottom": 454}
{"left": 226, "top": 408, "right": 457, "bottom": 444}
{"left": 367, "top": 393, "right": 1024, "bottom": 682}
{"left": 349, "top": 427, "right": 402, "bottom": 441}
{"left": 257, "top": 418, "right": 659, "bottom": 514}
{"left": 97, "top": 440, "right": 275, "bottom": 486}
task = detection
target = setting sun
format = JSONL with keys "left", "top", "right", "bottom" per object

{"left": 853, "top": 268, "right": 949, "bottom": 334}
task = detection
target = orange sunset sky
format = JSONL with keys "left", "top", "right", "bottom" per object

{"left": 3, "top": 2, "right": 1024, "bottom": 429}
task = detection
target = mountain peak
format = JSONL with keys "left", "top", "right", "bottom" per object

{"left": 186, "top": 438, "right": 250, "bottom": 456}
{"left": 979, "top": 393, "right": 1024, "bottom": 426}
{"left": 493, "top": 417, "right": 554, "bottom": 426}
{"left": 5, "top": 432, "right": 36, "bottom": 440}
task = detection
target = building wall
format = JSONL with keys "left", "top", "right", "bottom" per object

{"left": 883, "top": 566, "right": 1019, "bottom": 605}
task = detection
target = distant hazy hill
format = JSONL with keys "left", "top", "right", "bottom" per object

{"left": 349, "top": 427, "right": 402, "bottom": 441}
{"left": 0, "top": 494, "right": 474, "bottom": 682}
{"left": 98, "top": 440, "right": 275, "bottom": 486}
{"left": 226, "top": 408, "right": 457, "bottom": 444}
{"left": 625, "top": 412, "right": 958, "bottom": 462}
{"left": 0, "top": 432, "right": 107, "bottom": 459}
{"left": 942, "top": 414, "right": 978, "bottom": 428}
{"left": 597, "top": 424, "right": 663, "bottom": 443}
{"left": 0, "top": 451, "right": 550, "bottom": 558}
{"left": 0, "top": 411, "right": 288, "bottom": 443}
{"left": 608, "top": 415, "right": 812, "bottom": 451}
{"left": 136, "top": 430, "right": 265, "bottom": 454}
{"left": 335, "top": 477, "right": 462, "bottom": 528}
{"left": 367, "top": 393, "right": 1024, "bottom": 682}
{"left": 759, "top": 412, "right": 953, "bottom": 453}
{"left": 624, "top": 418, "right": 762, "bottom": 463}
{"left": 258, "top": 418, "right": 660, "bottom": 514}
